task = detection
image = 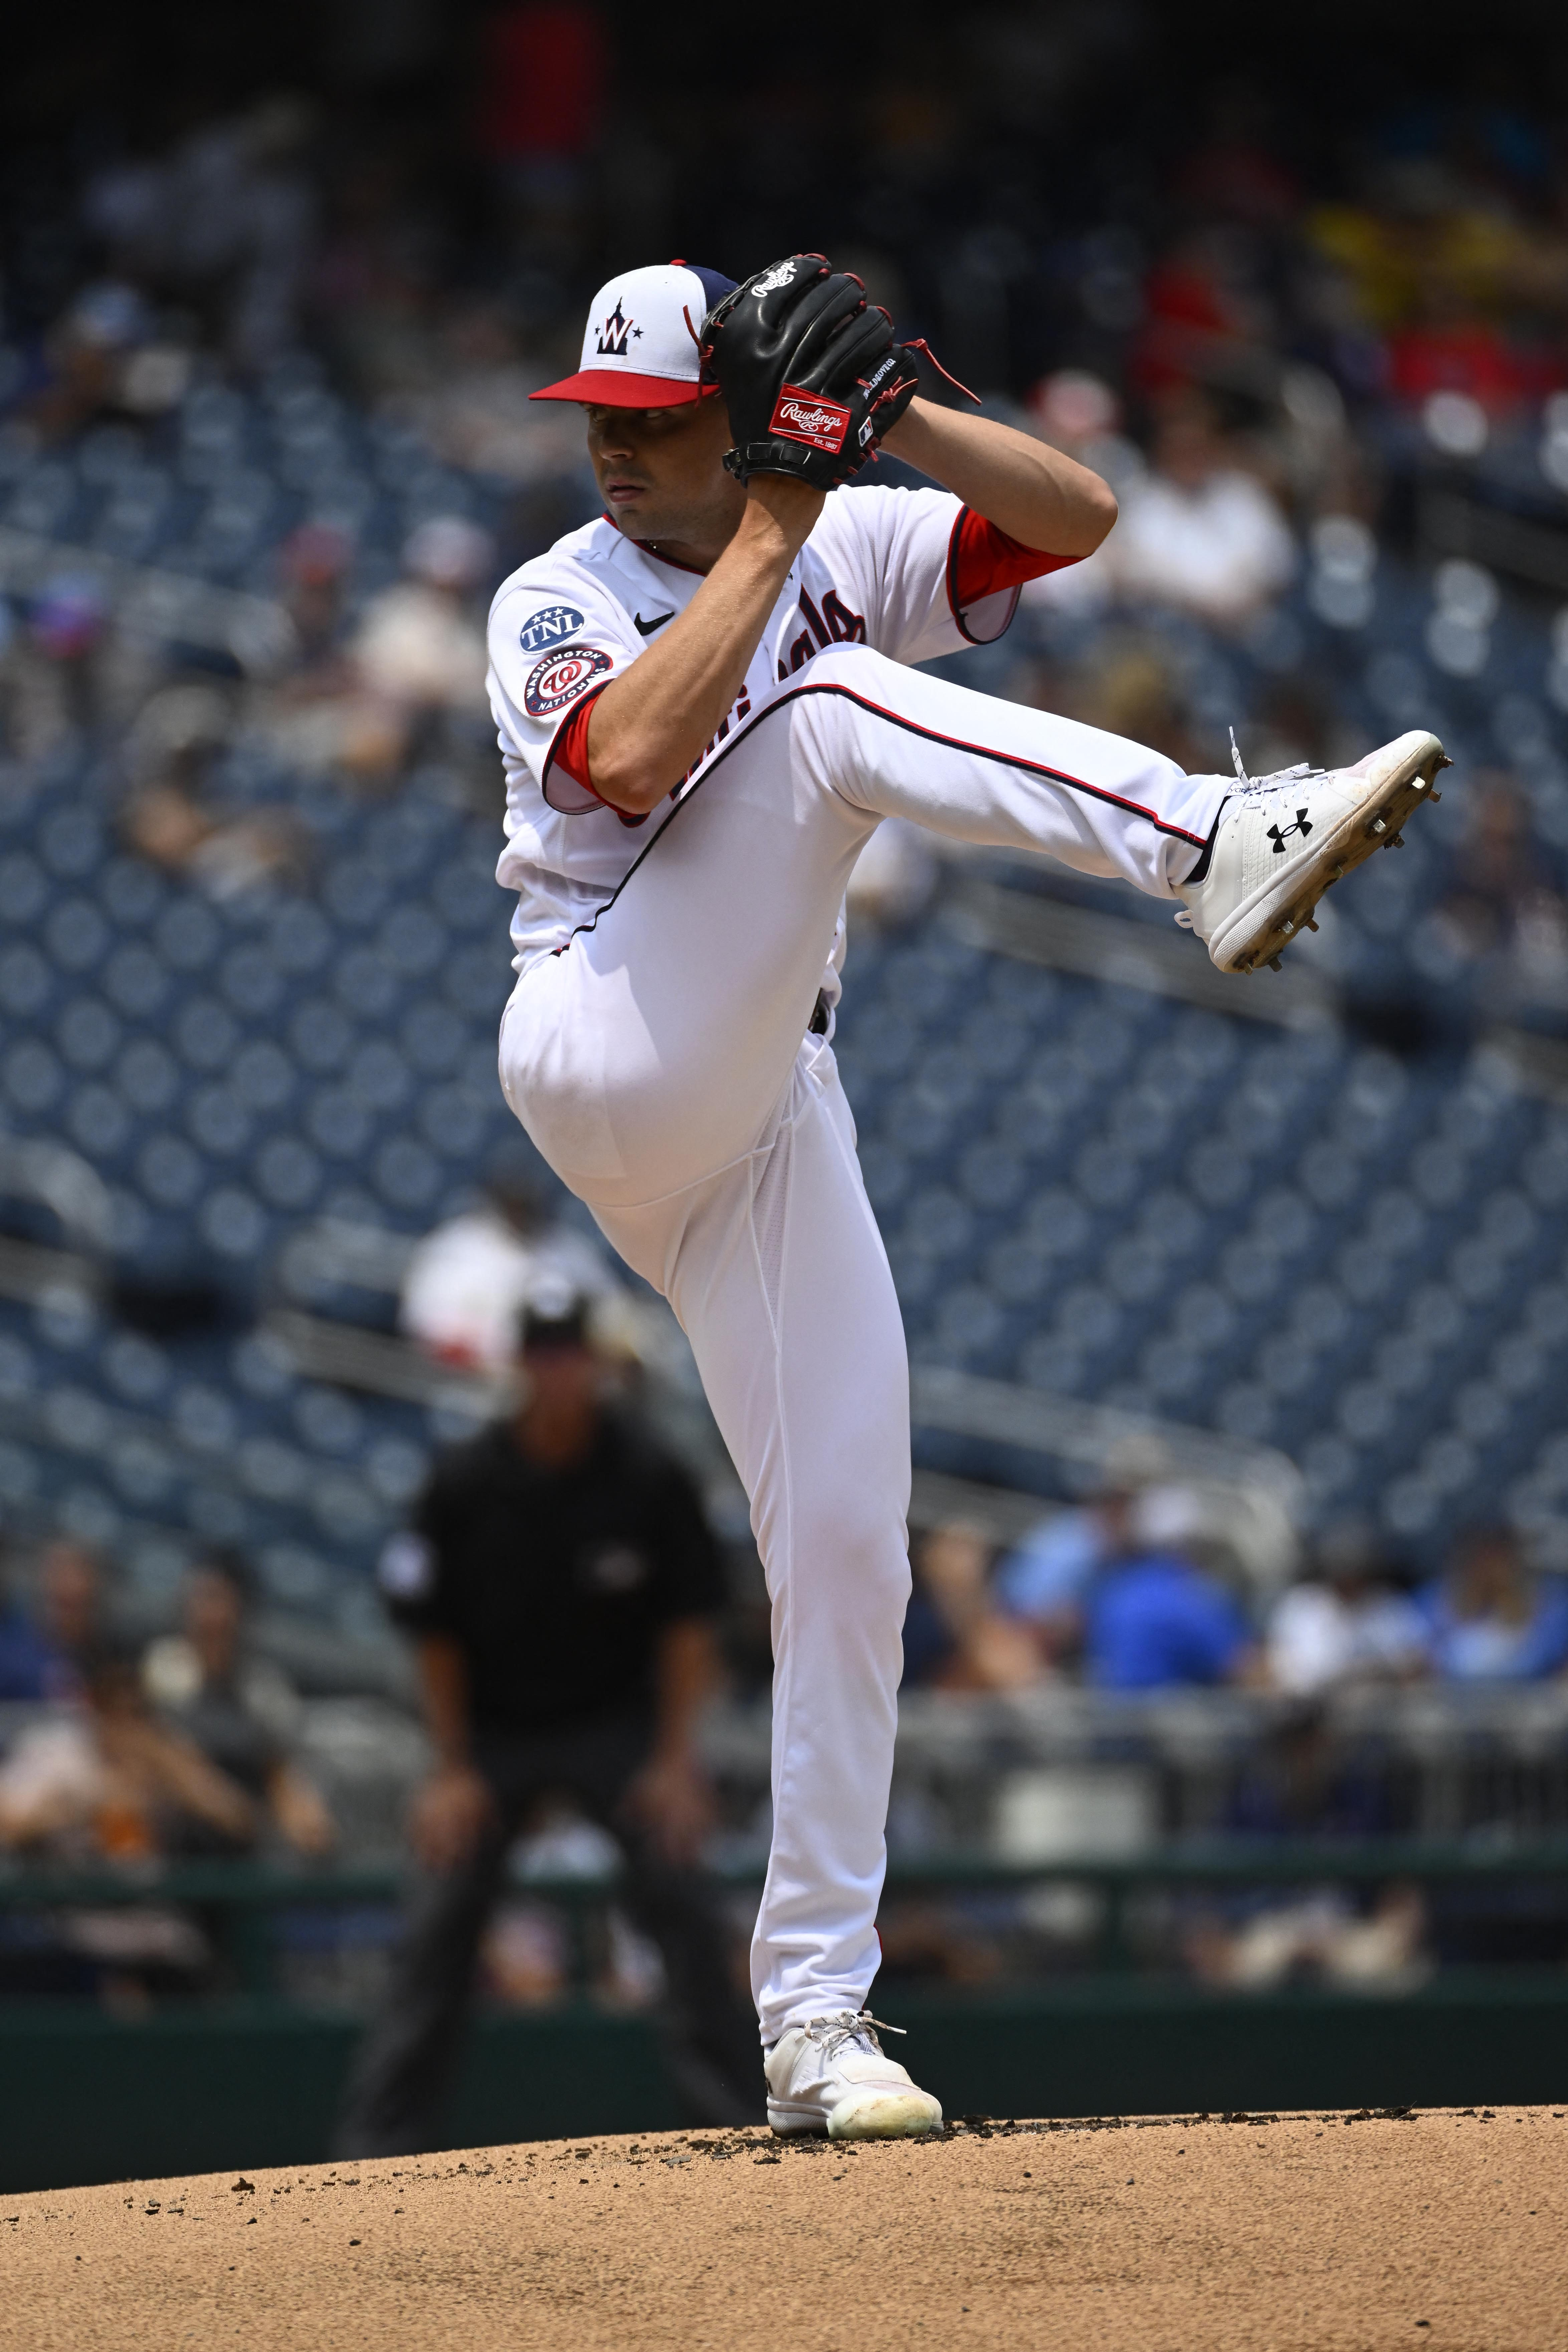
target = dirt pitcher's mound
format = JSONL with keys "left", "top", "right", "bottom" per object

{"left": 3, "top": 2107, "right": 1565, "bottom": 2351}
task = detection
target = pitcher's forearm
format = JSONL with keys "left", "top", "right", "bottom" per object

{"left": 588, "top": 481, "right": 821, "bottom": 812}
{"left": 879, "top": 397, "right": 1117, "bottom": 557}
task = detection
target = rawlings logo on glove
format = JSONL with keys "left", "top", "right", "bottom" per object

{"left": 770, "top": 386, "right": 852, "bottom": 453}
{"left": 702, "top": 253, "right": 967, "bottom": 493}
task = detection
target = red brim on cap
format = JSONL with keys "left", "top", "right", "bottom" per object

{"left": 529, "top": 369, "right": 711, "bottom": 406}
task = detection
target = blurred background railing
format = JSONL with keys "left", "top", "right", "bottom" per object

{"left": 7, "top": 1685, "right": 1568, "bottom": 2007}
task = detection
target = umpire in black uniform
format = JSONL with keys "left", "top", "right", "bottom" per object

{"left": 336, "top": 1285, "right": 758, "bottom": 2155}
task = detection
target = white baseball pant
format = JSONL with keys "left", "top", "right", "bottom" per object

{"left": 498, "top": 642, "right": 1228, "bottom": 2042}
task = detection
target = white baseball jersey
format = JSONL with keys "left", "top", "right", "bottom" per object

{"left": 486, "top": 485, "right": 1020, "bottom": 983}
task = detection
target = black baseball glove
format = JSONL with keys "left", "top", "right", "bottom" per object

{"left": 701, "top": 254, "right": 922, "bottom": 491}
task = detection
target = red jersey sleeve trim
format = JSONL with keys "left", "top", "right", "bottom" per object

{"left": 548, "top": 691, "right": 602, "bottom": 795}
{"left": 541, "top": 683, "right": 645, "bottom": 825}
{"left": 945, "top": 506, "right": 1081, "bottom": 642}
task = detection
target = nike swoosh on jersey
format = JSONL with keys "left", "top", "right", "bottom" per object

{"left": 633, "top": 610, "right": 674, "bottom": 636}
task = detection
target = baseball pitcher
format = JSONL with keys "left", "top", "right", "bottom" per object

{"left": 488, "top": 256, "right": 1445, "bottom": 2136}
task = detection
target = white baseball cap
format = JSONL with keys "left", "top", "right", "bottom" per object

{"left": 530, "top": 261, "right": 738, "bottom": 407}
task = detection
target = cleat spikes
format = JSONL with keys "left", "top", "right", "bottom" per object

{"left": 1182, "top": 727, "right": 1446, "bottom": 981}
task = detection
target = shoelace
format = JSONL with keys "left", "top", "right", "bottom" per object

{"left": 803, "top": 2009, "right": 907, "bottom": 2063}
{"left": 1174, "top": 730, "right": 1333, "bottom": 933}
{"left": 1224, "top": 725, "right": 1329, "bottom": 800}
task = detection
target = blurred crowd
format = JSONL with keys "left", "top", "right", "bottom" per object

{"left": 891, "top": 1483, "right": 1568, "bottom": 1991}
{"left": 0, "top": 1537, "right": 334, "bottom": 1866}
{"left": 0, "top": 1532, "right": 335, "bottom": 2000}
{"left": 906, "top": 1473, "right": 1568, "bottom": 1698}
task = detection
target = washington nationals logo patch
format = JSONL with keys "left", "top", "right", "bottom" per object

{"left": 517, "top": 604, "right": 585, "bottom": 654}
{"left": 769, "top": 385, "right": 851, "bottom": 455}
{"left": 524, "top": 645, "right": 614, "bottom": 716}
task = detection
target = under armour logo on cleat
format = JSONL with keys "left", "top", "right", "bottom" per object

{"left": 1267, "top": 810, "right": 1313, "bottom": 853}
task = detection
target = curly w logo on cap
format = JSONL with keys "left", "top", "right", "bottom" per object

{"left": 532, "top": 263, "right": 738, "bottom": 407}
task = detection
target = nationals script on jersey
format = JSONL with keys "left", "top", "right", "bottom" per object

{"left": 486, "top": 484, "right": 1038, "bottom": 982}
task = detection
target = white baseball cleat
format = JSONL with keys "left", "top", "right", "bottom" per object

{"left": 1177, "top": 728, "right": 1450, "bottom": 975}
{"left": 764, "top": 2010, "right": 943, "bottom": 2139}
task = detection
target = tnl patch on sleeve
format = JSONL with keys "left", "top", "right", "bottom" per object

{"left": 517, "top": 604, "right": 586, "bottom": 653}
